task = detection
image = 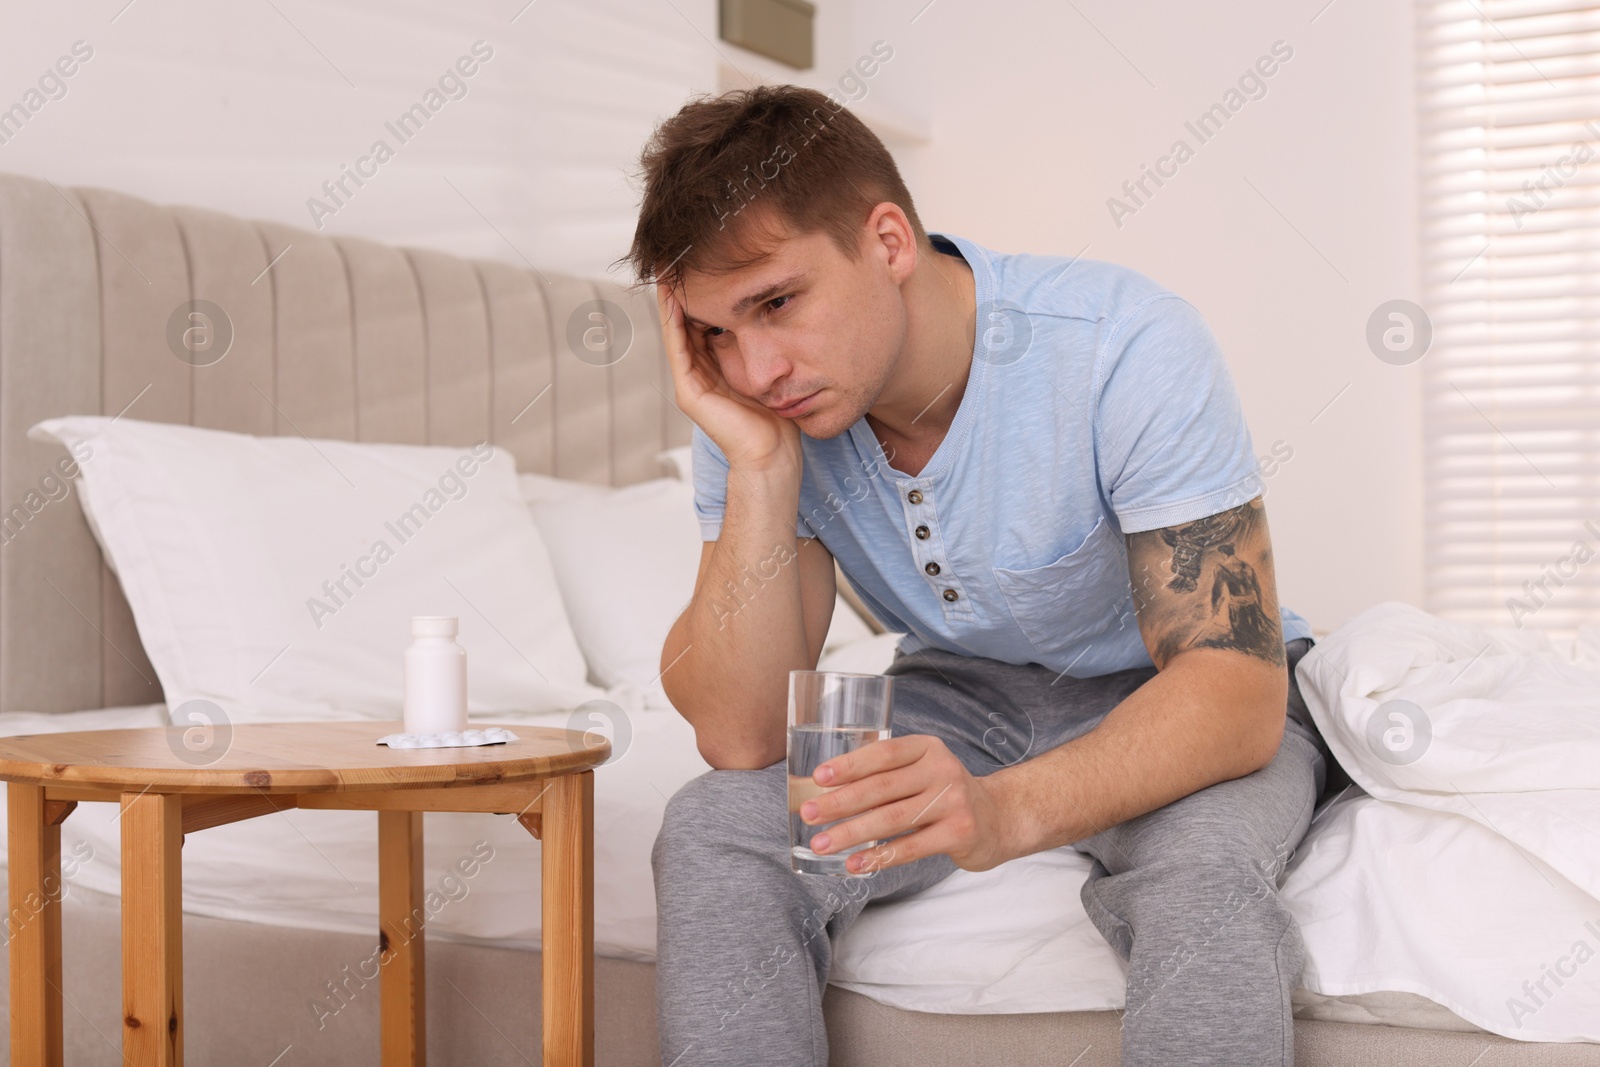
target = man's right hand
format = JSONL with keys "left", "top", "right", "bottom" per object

{"left": 657, "top": 282, "right": 802, "bottom": 476}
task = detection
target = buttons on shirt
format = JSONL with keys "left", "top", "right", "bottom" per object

{"left": 898, "top": 484, "right": 966, "bottom": 614}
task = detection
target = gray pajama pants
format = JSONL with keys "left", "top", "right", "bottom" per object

{"left": 652, "top": 637, "right": 1334, "bottom": 1066}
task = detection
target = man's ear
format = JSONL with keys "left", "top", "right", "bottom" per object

{"left": 868, "top": 207, "right": 919, "bottom": 286}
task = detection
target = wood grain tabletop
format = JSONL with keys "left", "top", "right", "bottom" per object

{"left": 0, "top": 720, "right": 610, "bottom": 794}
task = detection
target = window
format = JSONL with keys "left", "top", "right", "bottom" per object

{"left": 1418, "top": 0, "right": 1600, "bottom": 636}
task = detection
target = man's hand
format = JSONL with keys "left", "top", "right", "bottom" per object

{"left": 657, "top": 282, "right": 801, "bottom": 475}
{"left": 799, "top": 735, "right": 1015, "bottom": 874}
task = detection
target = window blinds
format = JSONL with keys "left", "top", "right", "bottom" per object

{"left": 1418, "top": 0, "right": 1600, "bottom": 635}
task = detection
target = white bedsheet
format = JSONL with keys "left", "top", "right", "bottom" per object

{"left": 2, "top": 607, "right": 1597, "bottom": 1043}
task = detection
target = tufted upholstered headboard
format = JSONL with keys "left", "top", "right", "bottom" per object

{"left": 0, "top": 171, "right": 687, "bottom": 714}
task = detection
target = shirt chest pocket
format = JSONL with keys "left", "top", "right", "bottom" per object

{"left": 990, "top": 516, "right": 1132, "bottom": 660}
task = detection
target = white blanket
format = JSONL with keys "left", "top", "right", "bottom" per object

{"left": 1296, "top": 601, "right": 1600, "bottom": 898}
{"left": 1288, "top": 601, "right": 1600, "bottom": 1042}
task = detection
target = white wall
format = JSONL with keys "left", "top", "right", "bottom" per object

{"left": 0, "top": 0, "right": 890, "bottom": 278}
{"left": 0, "top": 0, "right": 705, "bottom": 277}
{"left": 2, "top": 0, "right": 1419, "bottom": 635}
{"left": 843, "top": 0, "right": 1423, "bottom": 636}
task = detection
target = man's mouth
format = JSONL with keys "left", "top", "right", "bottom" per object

{"left": 768, "top": 390, "right": 820, "bottom": 416}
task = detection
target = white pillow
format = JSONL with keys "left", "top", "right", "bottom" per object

{"left": 516, "top": 471, "right": 609, "bottom": 504}
{"left": 818, "top": 631, "right": 903, "bottom": 674}
{"left": 528, "top": 477, "right": 877, "bottom": 706}
{"left": 822, "top": 579, "right": 875, "bottom": 649}
{"left": 655, "top": 444, "right": 694, "bottom": 481}
{"left": 528, "top": 479, "right": 701, "bottom": 704}
{"left": 28, "top": 416, "right": 605, "bottom": 723}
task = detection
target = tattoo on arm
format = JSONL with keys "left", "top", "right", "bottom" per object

{"left": 1126, "top": 496, "right": 1286, "bottom": 670}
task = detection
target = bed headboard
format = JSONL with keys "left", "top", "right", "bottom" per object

{"left": 0, "top": 171, "right": 687, "bottom": 715}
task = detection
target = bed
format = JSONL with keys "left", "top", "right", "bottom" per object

{"left": 2, "top": 169, "right": 1598, "bottom": 1065}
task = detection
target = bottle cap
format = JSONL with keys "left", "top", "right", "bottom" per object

{"left": 411, "top": 615, "right": 459, "bottom": 638}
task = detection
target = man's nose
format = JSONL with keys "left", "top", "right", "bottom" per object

{"left": 740, "top": 336, "right": 794, "bottom": 396}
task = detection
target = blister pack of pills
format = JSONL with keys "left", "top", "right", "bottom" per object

{"left": 376, "top": 727, "right": 519, "bottom": 749}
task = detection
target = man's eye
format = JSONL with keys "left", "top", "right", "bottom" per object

{"left": 701, "top": 296, "right": 789, "bottom": 344}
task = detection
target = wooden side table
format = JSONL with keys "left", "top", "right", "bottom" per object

{"left": 0, "top": 720, "right": 609, "bottom": 1067}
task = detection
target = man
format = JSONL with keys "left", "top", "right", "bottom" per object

{"left": 621, "top": 83, "right": 1339, "bottom": 1067}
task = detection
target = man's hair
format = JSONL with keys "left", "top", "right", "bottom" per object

{"left": 616, "top": 84, "right": 928, "bottom": 292}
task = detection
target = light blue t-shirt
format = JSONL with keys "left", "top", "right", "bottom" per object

{"left": 690, "top": 231, "right": 1313, "bottom": 678}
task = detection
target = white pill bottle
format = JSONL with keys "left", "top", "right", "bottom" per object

{"left": 403, "top": 615, "right": 468, "bottom": 734}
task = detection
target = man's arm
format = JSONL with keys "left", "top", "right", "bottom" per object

{"left": 794, "top": 495, "right": 1290, "bottom": 874}
{"left": 660, "top": 520, "right": 837, "bottom": 770}
{"left": 987, "top": 494, "right": 1289, "bottom": 857}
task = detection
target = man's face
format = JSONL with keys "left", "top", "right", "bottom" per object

{"left": 675, "top": 218, "right": 908, "bottom": 440}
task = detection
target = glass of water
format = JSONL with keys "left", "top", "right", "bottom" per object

{"left": 787, "top": 670, "right": 894, "bottom": 877}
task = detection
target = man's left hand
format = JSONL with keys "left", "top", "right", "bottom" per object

{"left": 801, "top": 734, "right": 1015, "bottom": 874}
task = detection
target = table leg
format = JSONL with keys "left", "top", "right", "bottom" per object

{"left": 121, "top": 791, "right": 183, "bottom": 1066}
{"left": 378, "top": 809, "right": 425, "bottom": 1066}
{"left": 541, "top": 771, "right": 594, "bottom": 1067}
{"left": 8, "top": 783, "right": 69, "bottom": 1067}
